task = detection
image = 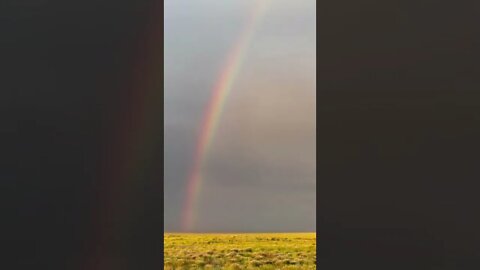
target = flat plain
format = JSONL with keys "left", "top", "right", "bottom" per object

{"left": 164, "top": 233, "right": 316, "bottom": 269}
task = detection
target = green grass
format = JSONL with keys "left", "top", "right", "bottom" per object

{"left": 164, "top": 233, "right": 316, "bottom": 269}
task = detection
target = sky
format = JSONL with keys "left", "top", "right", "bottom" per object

{"left": 164, "top": 0, "right": 316, "bottom": 232}
{"left": 3, "top": 0, "right": 480, "bottom": 267}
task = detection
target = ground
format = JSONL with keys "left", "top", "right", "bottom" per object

{"left": 164, "top": 233, "right": 316, "bottom": 269}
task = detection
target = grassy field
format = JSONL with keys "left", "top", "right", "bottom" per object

{"left": 164, "top": 233, "right": 316, "bottom": 269}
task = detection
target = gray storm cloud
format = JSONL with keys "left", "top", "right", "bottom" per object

{"left": 165, "top": 0, "right": 315, "bottom": 232}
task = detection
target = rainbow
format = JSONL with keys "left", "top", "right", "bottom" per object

{"left": 181, "top": 0, "right": 272, "bottom": 232}
{"left": 84, "top": 1, "right": 164, "bottom": 268}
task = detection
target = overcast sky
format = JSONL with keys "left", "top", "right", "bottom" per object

{"left": 164, "top": 0, "right": 316, "bottom": 232}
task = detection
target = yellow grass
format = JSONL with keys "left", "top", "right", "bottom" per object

{"left": 164, "top": 233, "right": 316, "bottom": 269}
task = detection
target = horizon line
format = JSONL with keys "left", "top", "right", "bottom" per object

{"left": 164, "top": 231, "right": 317, "bottom": 234}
